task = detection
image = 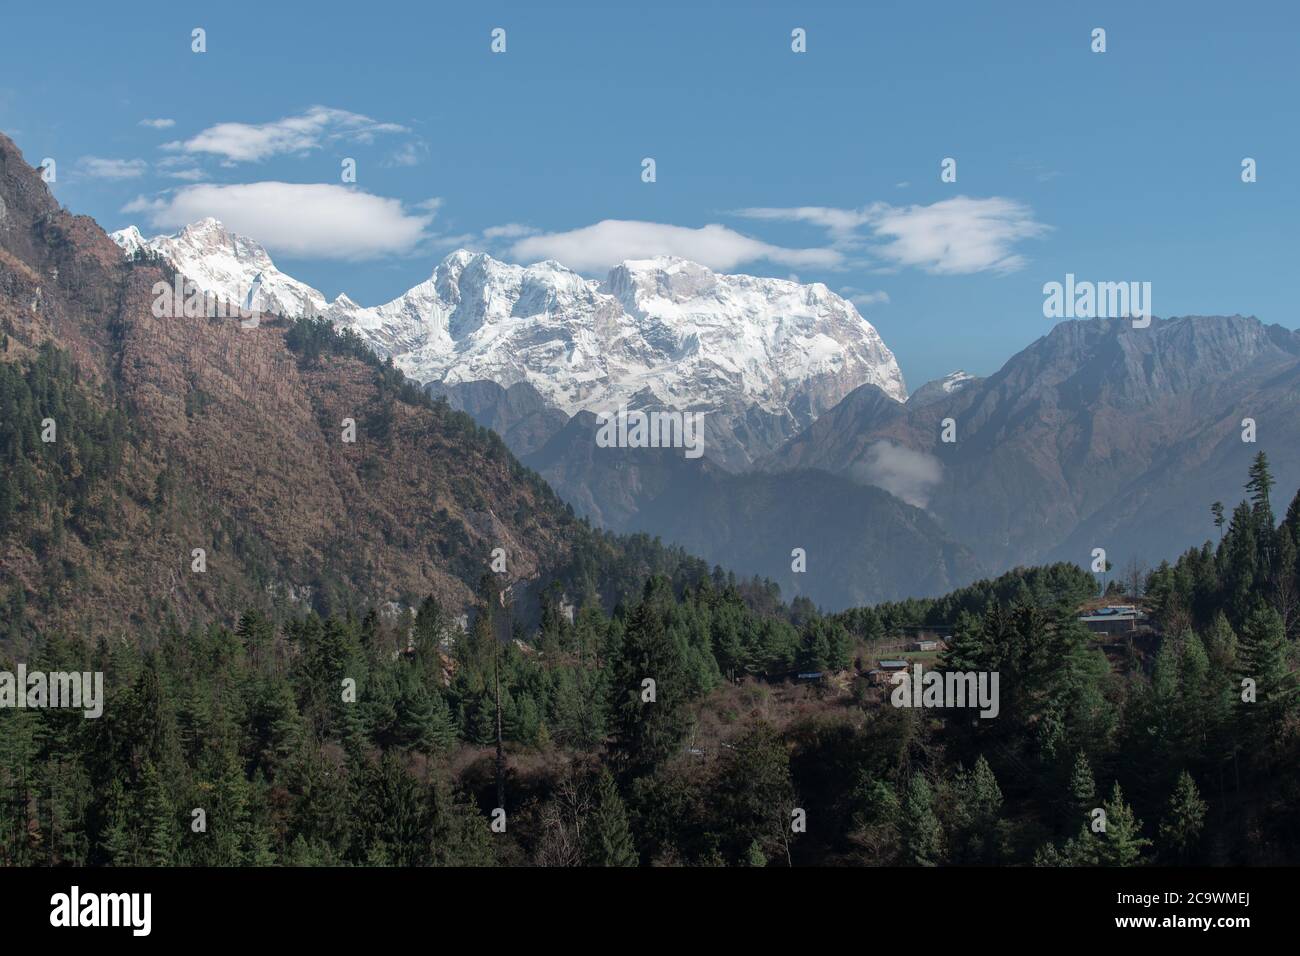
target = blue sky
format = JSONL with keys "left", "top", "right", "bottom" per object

{"left": 2, "top": 0, "right": 1296, "bottom": 388}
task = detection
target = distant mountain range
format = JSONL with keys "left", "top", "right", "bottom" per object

{"left": 774, "top": 313, "right": 1300, "bottom": 573}
{"left": 112, "top": 219, "right": 905, "bottom": 470}
{"left": 106, "top": 217, "right": 1300, "bottom": 611}
{"left": 423, "top": 316, "right": 1300, "bottom": 609}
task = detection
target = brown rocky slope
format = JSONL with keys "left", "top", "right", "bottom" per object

{"left": 0, "top": 131, "right": 678, "bottom": 645}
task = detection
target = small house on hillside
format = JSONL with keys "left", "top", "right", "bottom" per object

{"left": 1078, "top": 606, "right": 1146, "bottom": 635}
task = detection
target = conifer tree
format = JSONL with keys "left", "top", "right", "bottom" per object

{"left": 140, "top": 761, "right": 178, "bottom": 866}
{"left": 1221, "top": 501, "right": 1260, "bottom": 624}
{"left": 901, "top": 773, "right": 943, "bottom": 867}
{"left": 1095, "top": 782, "right": 1150, "bottom": 866}
{"left": 585, "top": 768, "right": 637, "bottom": 867}
{"left": 1235, "top": 604, "right": 1294, "bottom": 764}
{"left": 98, "top": 778, "right": 133, "bottom": 866}
{"left": 608, "top": 577, "right": 692, "bottom": 777}
{"left": 1158, "top": 770, "right": 1207, "bottom": 864}
{"left": 951, "top": 756, "right": 1006, "bottom": 864}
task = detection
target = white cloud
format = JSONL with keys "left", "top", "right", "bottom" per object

{"left": 853, "top": 441, "right": 943, "bottom": 509}
{"left": 163, "top": 106, "right": 408, "bottom": 163}
{"left": 121, "top": 182, "right": 433, "bottom": 259}
{"left": 483, "top": 223, "right": 539, "bottom": 240}
{"left": 733, "top": 196, "right": 1048, "bottom": 275}
{"left": 840, "top": 286, "right": 890, "bottom": 309}
{"left": 866, "top": 196, "right": 1048, "bottom": 275}
{"left": 509, "top": 219, "right": 841, "bottom": 273}
{"left": 78, "top": 157, "right": 148, "bottom": 179}
{"left": 152, "top": 155, "right": 205, "bottom": 181}
{"left": 139, "top": 118, "right": 175, "bottom": 129}
{"left": 732, "top": 205, "right": 872, "bottom": 238}
{"left": 386, "top": 142, "right": 427, "bottom": 167}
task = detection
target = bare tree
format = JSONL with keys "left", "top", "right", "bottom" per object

{"left": 1123, "top": 557, "right": 1147, "bottom": 601}
{"left": 531, "top": 762, "right": 595, "bottom": 867}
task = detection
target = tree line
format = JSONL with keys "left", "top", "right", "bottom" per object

{"left": 1, "top": 454, "right": 1297, "bottom": 866}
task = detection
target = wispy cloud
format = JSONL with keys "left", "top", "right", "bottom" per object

{"left": 78, "top": 156, "right": 148, "bottom": 179}
{"left": 483, "top": 223, "right": 539, "bottom": 240}
{"left": 853, "top": 440, "right": 943, "bottom": 508}
{"left": 162, "top": 106, "right": 408, "bottom": 163}
{"left": 867, "top": 197, "right": 1048, "bottom": 274}
{"left": 733, "top": 205, "right": 873, "bottom": 238}
{"left": 138, "top": 118, "right": 175, "bottom": 129}
{"left": 385, "top": 141, "right": 427, "bottom": 167}
{"left": 840, "top": 286, "right": 890, "bottom": 309}
{"left": 733, "top": 196, "right": 1049, "bottom": 275}
{"left": 508, "top": 219, "right": 842, "bottom": 273}
{"left": 122, "top": 182, "right": 433, "bottom": 259}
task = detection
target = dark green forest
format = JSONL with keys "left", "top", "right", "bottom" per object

{"left": 2, "top": 453, "right": 1297, "bottom": 866}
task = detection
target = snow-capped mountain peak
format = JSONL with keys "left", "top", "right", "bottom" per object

{"left": 907, "top": 369, "right": 981, "bottom": 407}
{"left": 112, "top": 224, "right": 147, "bottom": 256}
{"left": 110, "top": 219, "right": 331, "bottom": 320}
{"left": 109, "top": 220, "right": 907, "bottom": 466}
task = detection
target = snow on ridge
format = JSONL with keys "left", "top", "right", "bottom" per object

{"left": 110, "top": 220, "right": 908, "bottom": 444}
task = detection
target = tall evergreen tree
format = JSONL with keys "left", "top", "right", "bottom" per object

{"left": 1095, "top": 782, "right": 1151, "bottom": 866}
{"left": 1158, "top": 770, "right": 1207, "bottom": 864}
{"left": 608, "top": 577, "right": 693, "bottom": 777}
{"left": 585, "top": 768, "right": 638, "bottom": 867}
{"left": 1235, "top": 604, "right": 1294, "bottom": 765}
{"left": 901, "top": 773, "right": 943, "bottom": 867}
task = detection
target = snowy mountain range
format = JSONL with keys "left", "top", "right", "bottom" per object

{"left": 113, "top": 219, "right": 342, "bottom": 321}
{"left": 111, "top": 219, "right": 907, "bottom": 467}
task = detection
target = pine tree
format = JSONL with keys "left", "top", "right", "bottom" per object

{"left": 427, "top": 775, "right": 495, "bottom": 866}
{"left": 585, "top": 768, "right": 637, "bottom": 866}
{"left": 98, "top": 778, "right": 133, "bottom": 866}
{"left": 140, "top": 762, "right": 178, "bottom": 866}
{"left": 1235, "top": 604, "right": 1294, "bottom": 764}
{"left": 1095, "top": 782, "right": 1150, "bottom": 866}
{"left": 608, "top": 577, "right": 693, "bottom": 777}
{"left": 1272, "top": 528, "right": 1298, "bottom": 641}
{"left": 1247, "top": 451, "right": 1278, "bottom": 574}
{"left": 1246, "top": 451, "right": 1276, "bottom": 524}
{"left": 951, "top": 756, "right": 1005, "bottom": 864}
{"left": 1221, "top": 501, "right": 1260, "bottom": 624}
{"left": 1158, "top": 770, "right": 1207, "bottom": 864}
{"left": 1069, "top": 751, "right": 1097, "bottom": 821}
{"left": 901, "top": 773, "right": 943, "bottom": 866}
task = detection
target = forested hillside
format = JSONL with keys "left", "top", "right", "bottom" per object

{"left": 4, "top": 456, "right": 1296, "bottom": 866}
